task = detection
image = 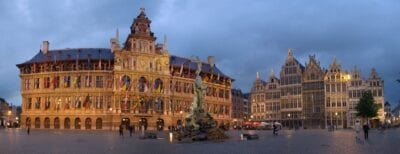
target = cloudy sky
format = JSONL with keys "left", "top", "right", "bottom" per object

{"left": 1, "top": 0, "right": 399, "bottom": 106}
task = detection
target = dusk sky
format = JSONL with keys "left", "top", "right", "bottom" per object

{"left": 1, "top": 0, "right": 399, "bottom": 106}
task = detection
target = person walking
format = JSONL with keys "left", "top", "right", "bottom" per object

{"left": 27, "top": 126, "right": 30, "bottom": 135}
{"left": 273, "top": 123, "right": 278, "bottom": 136}
{"left": 119, "top": 125, "right": 124, "bottom": 137}
{"left": 363, "top": 122, "right": 369, "bottom": 140}
{"left": 129, "top": 125, "right": 133, "bottom": 137}
{"left": 355, "top": 121, "right": 361, "bottom": 133}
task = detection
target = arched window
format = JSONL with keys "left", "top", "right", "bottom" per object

{"left": 44, "top": 117, "right": 50, "bottom": 128}
{"left": 155, "top": 98, "right": 164, "bottom": 114}
{"left": 154, "top": 78, "right": 163, "bottom": 93}
{"left": 138, "top": 77, "right": 148, "bottom": 92}
{"left": 54, "top": 117, "right": 60, "bottom": 129}
{"left": 64, "top": 118, "right": 71, "bottom": 129}
{"left": 121, "top": 75, "right": 131, "bottom": 91}
{"left": 26, "top": 117, "right": 31, "bottom": 128}
{"left": 35, "top": 117, "right": 40, "bottom": 128}
{"left": 85, "top": 118, "right": 92, "bottom": 130}
{"left": 96, "top": 118, "right": 102, "bottom": 129}
{"left": 75, "top": 118, "right": 81, "bottom": 129}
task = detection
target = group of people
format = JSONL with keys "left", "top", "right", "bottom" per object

{"left": 119, "top": 125, "right": 135, "bottom": 137}
{"left": 355, "top": 122, "right": 370, "bottom": 140}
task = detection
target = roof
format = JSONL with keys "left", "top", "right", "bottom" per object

{"left": 17, "top": 48, "right": 113, "bottom": 66}
{"left": 16, "top": 48, "right": 233, "bottom": 80}
{"left": 169, "top": 55, "right": 232, "bottom": 80}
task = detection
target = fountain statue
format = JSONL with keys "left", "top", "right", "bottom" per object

{"left": 173, "top": 56, "right": 228, "bottom": 141}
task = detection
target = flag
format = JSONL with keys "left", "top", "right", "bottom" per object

{"left": 157, "top": 84, "right": 161, "bottom": 93}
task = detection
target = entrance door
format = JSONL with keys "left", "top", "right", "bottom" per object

{"left": 156, "top": 118, "right": 164, "bottom": 131}
{"left": 139, "top": 118, "right": 148, "bottom": 130}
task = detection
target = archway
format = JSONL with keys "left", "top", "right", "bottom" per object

{"left": 35, "top": 117, "right": 40, "bottom": 128}
{"left": 26, "top": 117, "right": 31, "bottom": 128}
{"left": 44, "top": 117, "right": 50, "bottom": 128}
{"left": 138, "top": 77, "right": 148, "bottom": 92}
{"left": 156, "top": 118, "right": 164, "bottom": 131}
{"left": 54, "top": 117, "right": 60, "bottom": 129}
{"left": 75, "top": 118, "right": 81, "bottom": 129}
{"left": 121, "top": 118, "right": 130, "bottom": 129}
{"left": 139, "top": 118, "right": 148, "bottom": 130}
{"left": 85, "top": 118, "right": 92, "bottom": 130}
{"left": 96, "top": 118, "right": 102, "bottom": 129}
{"left": 64, "top": 118, "right": 71, "bottom": 129}
{"left": 121, "top": 75, "right": 131, "bottom": 91}
{"left": 154, "top": 78, "right": 163, "bottom": 93}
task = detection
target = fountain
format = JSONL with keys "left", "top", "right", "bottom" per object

{"left": 173, "top": 56, "right": 228, "bottom": 141}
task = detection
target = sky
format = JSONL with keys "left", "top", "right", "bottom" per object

{"left": 0, "top": 0, "right": 399, "bottom": 106}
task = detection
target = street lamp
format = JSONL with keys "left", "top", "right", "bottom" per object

{"left": 287, "top": 113, "right": 291, "bottom": 128}
{"left": 335, "top": 112, "right": 338, "bottom": 129}
{"left": 7, "top": 110, "right": 11, "bottom": 127}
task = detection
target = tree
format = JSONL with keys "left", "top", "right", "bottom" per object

{"left": 356, "top": 91, "right": 380, "bottom": 123}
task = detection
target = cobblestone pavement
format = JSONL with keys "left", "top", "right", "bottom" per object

{"left": 1, "top": 128, "right": 399, "bottom": 154}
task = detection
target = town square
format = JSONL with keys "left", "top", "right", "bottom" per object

{"left": 1, "top": 0, "right": 400, "bottom": 154}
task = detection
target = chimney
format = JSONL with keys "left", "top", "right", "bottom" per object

{"left": 208, "top": 56, "right": 215, "bottom": 67}
{"left": 42, "top": 41, "right": 49, "bottom": 54}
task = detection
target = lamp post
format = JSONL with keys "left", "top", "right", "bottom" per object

{"left": 287, "top": 113, "right": 291, "bottom": 128}
{"left": 335, "top": 112, "right": 338, "bottom": 129}
{"left": 179, "top": 110, "right": 183, "bottom": 126}
{"left": 7, "top": 110, "right": 12, "bottom": 127}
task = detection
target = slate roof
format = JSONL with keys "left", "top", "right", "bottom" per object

{"left": 17, "top": 48, "right": 233, "bottom": 80}
{"left": 169, "top": 55, "right": 232, "bottom": 80}
{"left": 17, "top": 48, "right": 113, "bottom": 66}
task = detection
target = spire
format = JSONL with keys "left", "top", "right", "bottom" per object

{"left": 256, "top": 71, "right": 260, "bottom": 80}
{"left": 116, "top": 28, "right": 119, "bottom": 43}
{"left": 163, "top": 34, "right": 168, "bottom": 51}
{"left": 287, "top": 48, "right": 293, "bottom": 59}
{"left": 270, "top": 69, "right": 275, "bottom": 78}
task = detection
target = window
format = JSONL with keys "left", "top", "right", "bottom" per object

{"left": 96, "top": 76, "right": 103, "bottom": 88}
{"left": 44, "top": 77, "right": 51, "bottom": 88}
{"left": 326, "top": 84, "right": 330, "bottom": 92}
{"left": 85, "top": 76, "right": 92, "bottom": 88}
{"left": 44, "top": 97, "right": 51, "bottom": 110}
{"left": 34, "top": 78, "right": 40, "bottom": 89}
{"left": 54, "top": 76, "right": 60, "bottom": 89}
{"left": 331, "top": 84, "right": 336, "bottom": 92}
{"left": 24, "top": 79, "right": 30, "bottom": 90}
{"left": 95, "top": 96, "right": 103, "bottom": 109}
{"left": 35, "top": 97, "right": 41, "bottom": 109}
{"left": 64, "top": 76, "right": 71, "bottom": 88}
{"left": 27, "top": 98, "right": 32, "bottom": 109}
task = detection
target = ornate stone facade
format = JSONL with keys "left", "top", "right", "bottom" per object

{"left": 302, "top": 55, "right": 325, "bottom": 129}
{"left": 17, "top": 9, "right": 232, "bottom": 130}
{"left": 250, "top": 49, "right": 384, "bottom": 129}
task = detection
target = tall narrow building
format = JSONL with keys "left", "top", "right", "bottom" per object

{"left": 302, "top": 55, "right": 325, "bottom": 129}
{"left": 250, "top": 72, "right": 267, "bottom": 121}
{"left": 324, "top": 58, "right": 351, "bottom": 128}
{"left": 367, "top": 68, "right": 385, "bottom": 123}
{"left": 280, "top": 49, "right": 304, "bottom": 128}
{"left": 264, "top": 70, "right": 281, "bottom": 123}
{"left": 347, "top": 66, "right": 366, "bottom": 127}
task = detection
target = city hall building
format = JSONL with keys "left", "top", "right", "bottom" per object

{"left": 17, "top": 9, "right": 233, "bottom": 130}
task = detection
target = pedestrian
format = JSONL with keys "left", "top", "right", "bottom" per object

{"left": 273, "top": 123, "right": 278, "bottom": 136}
{"left": 119, "top": 125, "right": 124, "bottom": 137}
{"left": 27, "top": 126, "right": 30, "bottom": 135}
{"left": 355, "top": 121, "right": 361, "bottom": 133}
{"left": 363, "top": 122, "right": 369, "bottom": 140}
{"left": 132, "top": 124, "right": 135, "bottom": 133}
{"left": 129, "top": 125, "right": 133, "bottom": 137}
